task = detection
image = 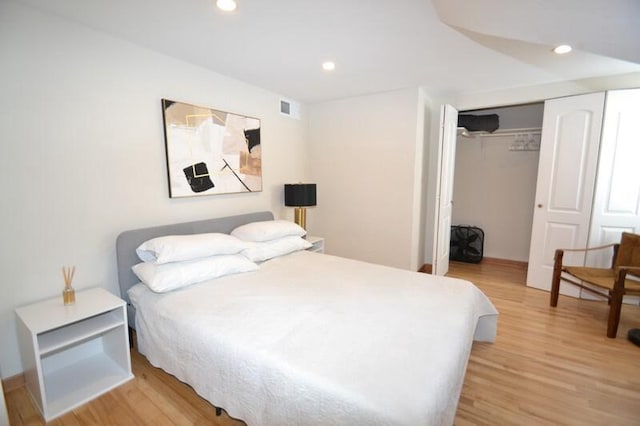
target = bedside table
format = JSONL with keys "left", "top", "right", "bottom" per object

{"left": 306, "top": 236, "right": 325, "bottom": 253}
{"left": 15, "top": 287, "right": 133, "bottom": 421}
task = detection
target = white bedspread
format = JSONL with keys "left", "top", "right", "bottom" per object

{"left": 129, "top": 251, "right": 498, "bottom": 426}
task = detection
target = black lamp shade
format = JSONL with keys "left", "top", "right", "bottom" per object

{"left": 284, "top": 184, "right": 317, "bottom": 207}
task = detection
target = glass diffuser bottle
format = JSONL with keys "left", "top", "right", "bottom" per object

{"left": 62, "top": 266, "right": 76, "bottom": 305}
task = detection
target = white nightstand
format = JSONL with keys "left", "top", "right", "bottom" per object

{"left": 15, "top": 287, "right": 133, "bottom": 421}
{"left": 306, "top": 236, "right": 325, "bottom": 253}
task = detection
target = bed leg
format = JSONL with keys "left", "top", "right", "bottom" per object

{"left": 216, "top": 407, "right": 222, "bottom": 416}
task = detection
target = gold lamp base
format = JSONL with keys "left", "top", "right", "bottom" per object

{"left": 294, "top": 207, "right": 307, "bottom": 230}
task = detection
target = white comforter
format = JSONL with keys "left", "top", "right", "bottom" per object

{"left": 129, "top": 251, "right": 498, "bottom": 426}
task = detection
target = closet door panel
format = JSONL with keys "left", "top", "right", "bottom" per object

{"left": 586, "top": 88, "right": 640, "bottom": 271}
{"left": 548, "top": 111, "right": 596, "bottom": 212}
{"left": 527, "top": 92, "right": 605, "bottom": 293}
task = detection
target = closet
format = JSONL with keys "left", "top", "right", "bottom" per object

{"left": 526, "top": 89, "right": 640, "bottom": 298}
{"left": 452, "top": 103, "right": 544, "bottom": 263}
{"left": 450, "top": 89, "right": 640, "bottom": 300}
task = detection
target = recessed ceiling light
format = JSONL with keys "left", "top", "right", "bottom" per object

{"left": 322, "top": 61, "right": 336, "bottom": 71}
{"left": 216, "top": 0, "right": 237, "bottom": 12}
{"left": 553, "top": 44, "right": 572, "bottom": 55}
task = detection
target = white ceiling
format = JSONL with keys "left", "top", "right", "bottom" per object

{"left": 20, "top": 0, "right": 640, "bottom": 103}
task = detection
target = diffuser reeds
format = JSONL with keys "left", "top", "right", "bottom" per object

{"left": 62, "top": 266, "right": 76, "bottom": 305}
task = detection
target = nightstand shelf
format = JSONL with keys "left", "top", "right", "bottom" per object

{"left": 16, "top": 287, "right": 133, "bottom": 422}
{"left": 306, "top": 236, "right": 325, "bottom": 253}
{"left": 38, "top": 310, "right": 123, "bottom": 355}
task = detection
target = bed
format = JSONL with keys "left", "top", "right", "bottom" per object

{"left": 116, "top": 211, "right": 498, "bottom": 426}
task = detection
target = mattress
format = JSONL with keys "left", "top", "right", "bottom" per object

{"left": 129, "top": 250, "right": 498, "bottom": 426}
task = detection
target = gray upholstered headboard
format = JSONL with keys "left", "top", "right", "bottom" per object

{"left": 116, "top": 211, "right": 274, "bottom": 328}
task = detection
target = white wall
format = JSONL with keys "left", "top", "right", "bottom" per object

{"left": 411, "top": 89, "right": 432, "bottom": 269}
{"left": 308, "top": 88, "right": 425, "bottom": 270}
{"left": 0, "top": 1, "right": 309, "bottom": 378}
{"left": 451, "top": 72, "right": 640, "bottom": 111}
{"left": 0, "top": 366, "right": 7, "bottom": 426}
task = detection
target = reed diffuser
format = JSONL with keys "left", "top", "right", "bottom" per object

{"left": 62, "top": 266, "right": 76, "bottom": 305}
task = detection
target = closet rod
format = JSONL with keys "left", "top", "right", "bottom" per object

{"left": 459, "top": 127, "right": 541, "bottom": 138}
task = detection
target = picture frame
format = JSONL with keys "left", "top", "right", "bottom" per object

{"left": 161, "top": 99, "right": 262, "bottom": 198}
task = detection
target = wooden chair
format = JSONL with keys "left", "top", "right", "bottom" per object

{"left": 550, "top": 232, "right": 640, "bottom": 338}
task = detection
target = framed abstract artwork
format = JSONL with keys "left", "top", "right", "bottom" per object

{"left": 161, "top": 99, "right": 262, "bottom": 198}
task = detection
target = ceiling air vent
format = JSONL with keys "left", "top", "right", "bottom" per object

{"left": 280, "top": 98, "right": 300, "bottom": 120}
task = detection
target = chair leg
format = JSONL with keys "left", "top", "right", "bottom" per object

{"left": 550, "top": 249, "right": 563, "bottom": 307}
{"left": 607, "top": 289, "right": 624, "bottom": 338}
{"left": 607, "top": 268, "right": 630, "bottom": 338}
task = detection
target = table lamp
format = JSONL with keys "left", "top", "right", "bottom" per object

{"left": 284, "top": 183, "right": 317, "bottom": 230}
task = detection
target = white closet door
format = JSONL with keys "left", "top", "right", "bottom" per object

{"left": 586, "top": 88, "right": 640, "bottom": 270}
{"left": 432, "top": 104, "right": 458, "bottom": 276}
{"left": 526, "top": 92, "right": 605, "bottom": 293}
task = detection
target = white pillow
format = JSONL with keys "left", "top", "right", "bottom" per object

{"left": 132, "top": 254, "right": 259, "bottom": 293}
{"left": 231, "top": 220, "right": 306, "bottom": 242}
{"left": 241, "top": 236, "right": 312, "bottom": 262}
{"left": 136, "top": 233, "right": 247, "bottom": 264}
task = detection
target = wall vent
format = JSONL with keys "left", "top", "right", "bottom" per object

{"left": 280, "top": 98, "right": 300, "bottom": 119}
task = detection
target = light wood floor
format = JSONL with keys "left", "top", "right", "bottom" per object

{"left": 5, "top": 260, "right": 640, "bottom": 425}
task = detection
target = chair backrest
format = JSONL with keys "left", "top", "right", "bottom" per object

{"left": 614, "top": 233, "right": 640, "bottom": 275}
